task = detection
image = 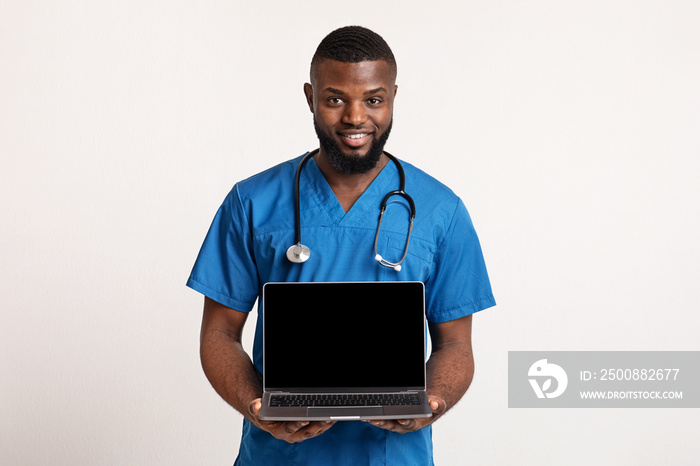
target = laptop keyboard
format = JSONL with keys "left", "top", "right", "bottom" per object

{"left": 270, "top": 393, "right": 421, "bottom": 407}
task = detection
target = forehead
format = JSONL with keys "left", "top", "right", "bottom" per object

{"left": 311, "top": 59, "right": 396, "bottom": 91}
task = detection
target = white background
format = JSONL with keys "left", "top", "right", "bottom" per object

{"left": 2, "top": 1, "right": 699, "bottom": 464}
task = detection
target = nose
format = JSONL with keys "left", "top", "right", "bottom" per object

{"left": 341, "top": 101, "right": 367, "bottom": 126}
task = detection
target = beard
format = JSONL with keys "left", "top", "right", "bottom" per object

{"left": 314, "top": 118, "right": 393, "bottom": 175}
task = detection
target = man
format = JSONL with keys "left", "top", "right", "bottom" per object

{"left": 187, "top": 26, "right": 495, "bottom": 465}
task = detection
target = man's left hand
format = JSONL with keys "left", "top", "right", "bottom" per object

{"left": 368, "top": 395, "right": 447, "bottom": 434}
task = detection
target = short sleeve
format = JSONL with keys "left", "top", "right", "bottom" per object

{"left": 186, "top": 184, "right": 260, "bottom": 312}
{"left": 425, "top": 198, "right": 495, "bottom": 323}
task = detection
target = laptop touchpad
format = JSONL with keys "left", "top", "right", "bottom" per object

{"left": 308, "top": 407, "right": 384, "bottom": 418}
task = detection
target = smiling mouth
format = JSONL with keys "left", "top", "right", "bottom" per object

{"left": 339, "top": 132, "right": 371, "bottom": 148}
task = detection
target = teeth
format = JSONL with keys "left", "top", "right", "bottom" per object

{"left": 345, "top": 133, "right": 367, "bottom": 139}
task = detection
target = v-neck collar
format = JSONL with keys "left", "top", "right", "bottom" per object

{"left": 302, "top": 154, "right": 400, "bottom": 227}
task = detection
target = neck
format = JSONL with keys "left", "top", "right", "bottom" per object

{"left": 314, "top": 149, "right": 390, "bottom": 212}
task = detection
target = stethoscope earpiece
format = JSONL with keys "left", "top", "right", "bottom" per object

{"left": 287, "top": 150, "right": 414, "bottom": 272}
{"left": 374, "top": 253, "right": 404, "bottom": 272}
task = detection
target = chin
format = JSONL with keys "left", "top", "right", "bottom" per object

{"left": 343, "top": 147, "right": 371, "bottom": 158}
{"left": 315, "top": 117, "right": 392, "bottom": 175}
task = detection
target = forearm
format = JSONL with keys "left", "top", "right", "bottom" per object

{"left": 425, "top": 314, "right": 475, "bottom": 414}
{"left": 426, "top": 340, "right": 474, "bottom": 412}
{"left": 200, "top": 326, "right": 261, "bottom": 421}
{"left": 199, "top": 299, "right": 336, "bottom": 443}
{"left": 368, "top": 322, "right": 474, "bottom": 434}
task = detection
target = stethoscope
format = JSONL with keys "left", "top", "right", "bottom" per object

{"left": 286, "top": 149, "right": 415, "bottom": 272}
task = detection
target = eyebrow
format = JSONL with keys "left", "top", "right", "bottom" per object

{"left": 324, "top": 87, "right": 387, "bottom": 95}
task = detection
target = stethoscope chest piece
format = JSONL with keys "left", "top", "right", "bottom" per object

{"left": 286, "top": 243, "right": 310, "bottom": 263}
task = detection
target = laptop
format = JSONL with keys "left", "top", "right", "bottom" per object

{"left": 259, "top": 281, "right": 433, "bottom": 421}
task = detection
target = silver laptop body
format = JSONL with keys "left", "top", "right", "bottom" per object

{"left": 259, "top": 281, "right": 432, "bottom": 421}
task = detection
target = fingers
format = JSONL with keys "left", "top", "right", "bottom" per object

{"left": 305, "top": 420, "right": 335, "bottom": 437}
{"left": 247, "top": 398, "right": 336, "bottom": 442}
{"left": 395, "top": 419, "right": 417, "bottom": 432}
{"left": 277, "top": 420, "right": 335, "bottom": 443}
{"left": 368, "top": 395, "right": 448, "bottom": 434}
{"left": 283, "top": 420, "right": 310, "bottom": 435}
{"left": 368, "top": 419, "right": 416, "bottom": 433}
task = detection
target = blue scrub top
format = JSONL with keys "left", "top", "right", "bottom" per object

{"left": 188, "top": 153, "right": 495, "bottom": 466}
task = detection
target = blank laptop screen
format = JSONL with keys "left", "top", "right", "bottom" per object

{"left": 263, "top": 282, "right": 426, "bottom": 391}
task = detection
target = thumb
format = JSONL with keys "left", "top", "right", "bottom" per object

{"left": 249, "top": 398, "right": 262, "bottom": 417}
{"left": 428, "top": 396, "right": 447, "bottom": 415}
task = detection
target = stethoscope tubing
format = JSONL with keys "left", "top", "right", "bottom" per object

{"left": 288, "top": 149, "right": 415, "bottom": 270}
{"left": 292, "top": 150, "right": 317, "bottom": 248}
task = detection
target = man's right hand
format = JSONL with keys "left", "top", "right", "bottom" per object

{"left": 248, "top": 398, "right": 336, "bottom": 443}
{"left": 200, "top": 299, "right": 336, "bottom": 443}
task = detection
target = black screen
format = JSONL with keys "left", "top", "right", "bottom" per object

{"left": 263, "top": 282, "right": 425, "bottom": 390}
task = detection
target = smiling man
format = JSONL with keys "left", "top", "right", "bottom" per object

{"left": 306, "top": 48, "right": 398, "bottom": 212}
{"left": 309, "top": 59, "right": 395, "bottom": 178}
{"left": 188, "top": 26, "right": 496, "bottom": 465}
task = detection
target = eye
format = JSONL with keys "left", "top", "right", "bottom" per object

{"left": 367, "top": 98, "right": 382, "bottom": 105}
{"left": 328, "top": 97, "right": 343, "bottom": 105}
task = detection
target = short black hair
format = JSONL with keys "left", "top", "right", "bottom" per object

{"left": 311, "top": 26, "right": 397, "bottom": 78}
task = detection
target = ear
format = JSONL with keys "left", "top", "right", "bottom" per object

{"left": 393, "top": 84, "right": 398, "bottom": 98}
{"left": 303, "top": 83, "right": 314, "bottom": 113}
